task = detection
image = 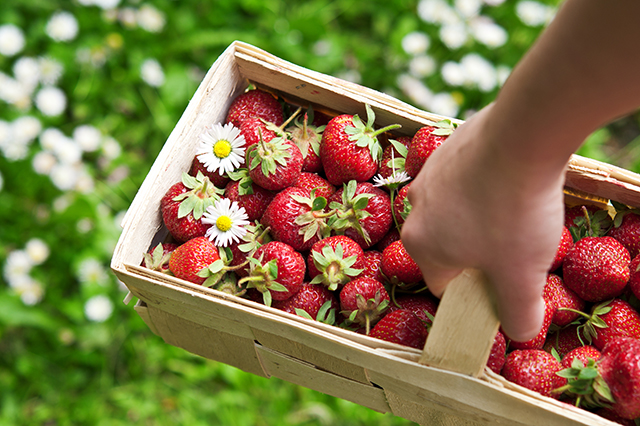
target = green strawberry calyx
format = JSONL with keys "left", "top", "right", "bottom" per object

{"left": 611, "top": 200, "right": 640, "bottom": 228}
{"left": 328, "top": 180, "right": 374, "bottom": 245}
{"left": 248, "top": 132, "right": 293, "bottom": 178}
{"left": 173, "top": 171, "right": 224, "bottom": 220}
{"left": 142, "top": 243, "right": 173, "bottom": 273}
{"left": 569, "top": 206, "right": 613, "bottom": 241}
{"left": 227, "top": 168, "right": 254, "bottom": 196}
{"left": 429, "top": 119, "right": 458, "bottom": 136}
{"left": 294, "top": 300, "right": 336, "bottom": 325}
{"left": 309, "top": 242, "right": 364, "bottom": 291}
{"left": 344, "top": 104, "right": 401, "bottom": 162}
{"left": 291, "top": 191, "right": 336, "bottom": 243}
{"left": 196, "top": 246, "right": 248, "bottom": 288}
{"left": 287, "top": 109, "right": 325, "bottom": 159}
{"left": 237, "top": 255, "right": 288, "bottom": 307}
{"left": 553, "top": 357, "right": 614, "bottom": 409}
{"left": 558, "top": 300, "right": 614, "bottom": 346}
{"left": 341, "top": 290, "right": 390, "bottom": 335}
{"left": 237, "top": 221, "right": 272, "bottom": 255}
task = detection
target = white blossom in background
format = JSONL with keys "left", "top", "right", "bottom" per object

{"left": 53, "top": 194, "right": 73, "bottom": 212}
{"left": 35, "top": 86, "right": 67, "bottom": 116}
{"left": 73, "top": 125, "right": 102, "bottom": 152}
{"left": 46, "top": 11, "right": 79, "bottom": 42}
{"left": 430, "top": 93, "right": 460, "bottom": 117}
{"left": 417, "top": 0, "right": 459, "bottom": 25}
{"left": 0, "top": 72, "right": 30, "bottom": 107}
{"left": 77, "top": 257, "right": 110, "bottom": 285}
{"left": 84, "top": 295, "right": 114, "bottom": 322}
{"left": 101, "top": 136, "right": 122, "bottom": 160}
{"left": 461, "top": 53, "right": 498, "bottom": 92}
{"left": 13, "top": 57, "right": 40, "bottom": 90}
{"left": 516, "top": 1, "right": 555, "bottom": 26}
{"left": 397, "top": 73, "right": 433, "bottom": 110}
{"left": 118, "top": 8, "right": 138, "bottom": 28}
{"left": 4, "top": 250, "right": 33, "bottom": 283}
{"left": 439, "top": 23, "right": 469, "bottom": 49}
{"left": 13, "top": 276, "right": 45, "bottom": 306}
{"left": 140, "top": 58, "right": 165, "bottom": 87}
{"left": 136, "top": 4, "right": 166, "bottom": 33}
{"left": 335, "top": 69, "right": 362, "bottom": 84}
{"left": 49, "top": 164, "right": 79, "bottom": 191}
{"left": 13, "top": 116, "right": 42, "bottom": 144}
{"left": 483, "top": 0, "right": 506, "bottom": 5}
{"left": 0, "top": 24, "right": 26, "bottom": 57}
{"left": 39, "top": 127, "right": 67, "bottom": 151}
{"left": 38, "top": 57, "right": 64, "bottom": 85}
{"left": 74, "top": 166, "right": 96, "bottom": 194}
{"left": 441, "top": 61, "right": 466, "bottom": 86}
{"left": 497, "top": 65, "right": 512, "bottom": 86}
{"left": 455, "top": 0, "right": 482, "bottom": 19}
{"left": 32, "top": 151, "right": 57, "bottom": 175}
{"left": 312, "top": 40, "right": 331, "bottom": 56}
{"left": 25, "top": 238, "right": 50, "bottom": 265}
{"left": 408, "top": 55, "right": 437, "bottom": 78}
{"left": 52, "top": 137, "right": 82, "bottom": 164}
{"left": 93, "top": 0, "right": 121, "bottom": 10}
{"left": 401, "top": 31, "right": 430, "bottom": 55}
{"left": 469, "top": 16, "right": 508, "bottom": 48}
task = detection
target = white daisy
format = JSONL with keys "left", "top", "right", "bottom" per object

{"left": 136, "top": 4, "right": 166, "bottom": 33}
{"left": 372, "top": 171, "right": 411, "bottom": 189}
{"left": 84, "top": 295, "right": 113, "bottom": 322}
{"left": 32, "top": 151, "right": 57, "bottom": 175}
{"left": 196, "top": 122, "right": 246, "bottom": 175}
{"left": 38, "top": 57, "right": 64, "bottom": 85}
{"left": 73, "top": 124, "right": 102, "bottom": 152}
{"left": 25, "top": 238, "right": 50, "bottom": 265}
{"left": 13, "top": 57, "right": 40, "bottom": 89}
{"left": 202, "top": 198, "right": 250, "bottom": 247}
{"left": 46, "top": 11, "right": 79, "bottom": 42}
{"left": 140, "top": 58, "right": 164, "bottom": 87}
{"left": 35, "top": 86, "right": 67, "bottom": 116}
{"left": 401, "top": 31, "right": 430, "bottom": 56}
{"left": 0, "top": 24, "right": 26, "bottom": 57}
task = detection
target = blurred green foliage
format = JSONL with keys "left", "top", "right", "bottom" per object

{"left": 0, "top": 0, "right": 638, "bottom": 424}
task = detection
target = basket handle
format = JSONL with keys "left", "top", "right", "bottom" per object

{"left": 419, "top": 268, "right": 500, "bottom": 378}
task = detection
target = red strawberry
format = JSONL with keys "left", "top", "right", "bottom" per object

{"left": 506, "top": 299, "right": 554, "bottom": 350}
{"left": 564, "top": 204, "right": 613, "bottom": 241}
{"left": 593, "top": 408, "right": 636, "bottom": 426}
{"left": 501, "top": 349, "right": 567, "bottom": 398}
{"left": 391, "top": 182, "right": 412, "bottom": 228}
{"left": 563, "top": 236, "right": 630, "bottom": 302}
{"left": 387, "top": 294, "right": 438, "bottom": 325}
{"left": 608, "top": 202, "right": 640, "bottom": 258}
{"left": 369, "top": 309, "right": 428, "bottom": 349}
{"left": 287, "top": 111, "right": 325, "bottom": 173}
{"left": 189, "top": 154, "right": 230, "bottom": 188}
{"left": 360, "top": 250, "right": 385, "bottom": 282}
{"left": 329, "top": 180, "right": 393, "bottom": 249}
{"left": 246, "top": 136, "right": 303, "bottom": 191}
{"left": 549, "top": 225, "right": 573, "bottom": 272}
{"left": 575, "top": 299, "right": 640, "bottom": 350}
{"left": 225, "top": 88, "right": 284, "bottom": 128}
{"left": 228, "top": 221, "right": 272, "bottom": 277}
{"left": 273, "top": 282, "right": 339, "bottom": 324}
{"left": 404, "top": 120, "right": 456, "bottom": 178}
{"left": 543, "top": 273, "right": 585, "bottom": 327}
{"left": 320, "top": 104, "right": 400, "bottom": 186}
{"left": 375, "top": 228, "right": 400, "bottom": 253}
{"left": 561, "top": 345, "right": 601, "bottom": 369}
{"left": 377, "top": 136, "right": 411, "bottom": 179}
{"left": 381, "top": 239, "right": 423, "bottom": 287}
{"left": 168, "top": 237, "right": 221, "bottom": 285}
{"left": 141, "top": 242, "right": 178, "bottom": 273}
{"left": 487, "top": 331, "right": 507, "bottom": 375}
{"left": 339, "top": 277, "right": 390, "bottom": 334}
{"left": 224, "top": 177, "right": 275, "bottom": 222}
{"left": 543, "top": 324, "right": 585, "bottom": 359}
{"left": 629, "top": 254, "right": 640, "bottom": 300}
{"left": 294, "top": 172, "right": 336, "bottom": 199}
{"left": 307, "top": 235, "right": 365, "bottom": 291}
{"left": 262, "top": 186, "right": 333, "bottom": 252}
{"left": 239, "top": 241, "right": 305, "bottom": 306}
{"left": 160, "top": 172, "right": 223, "bottom": 243}
{"left": 564, "top": 204, "right": 607, "bottom": 230}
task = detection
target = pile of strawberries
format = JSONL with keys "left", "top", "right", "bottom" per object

{"left": 143, "top": 87, "right": 640, "bottom": 422}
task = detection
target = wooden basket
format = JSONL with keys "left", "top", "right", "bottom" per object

{"left": 110, "top": 41, "right": 640, "bottom": 426}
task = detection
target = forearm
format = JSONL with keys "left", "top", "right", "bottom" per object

{"left": 484, "top": 0, "right": 640, "bottom": 184}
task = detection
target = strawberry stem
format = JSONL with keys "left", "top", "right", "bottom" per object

{"left": 370, "top": 123, "right": 402, "bottom": 139}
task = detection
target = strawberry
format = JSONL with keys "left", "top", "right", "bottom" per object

{"left": 360, "top": 249, "right": 385, "bottom": 283}
{"left": 225, "top": 88, "right": 284, "bottom": 128}
{"left": 561, "top": 345, "right": 601, "bottom": 369}
{"left": 262, "top": 186, "right": 333, "bottom": 252}
{"left": 557, "top": 337, "right": 640, "bottom": 419}
{"left": 592, "top": 408, "right": 637, "bottom": 426}
{"left": 506, "top": 299, "right": 554, "bottom": 350}
{"left": 387, "top": 294, "right": 438, "bottom": 326}
{"left": 565, "top": 204, "right": 613, "bottom": 241}
{"left": 549, "top": 225, "right": 573, "bottom": 272}
{"left": 629, "top": 254, "right": 640, "bottom": 300}
{"left": 160, "top": 172, "right": 223, "bottom": 243}
{"left": 273, "top": 282, "right": 338, "bottom": 325}
{"left": 375, "top": 228, "right": 400, "bottom": 253}
{"left": 570, "top": 299, "right": 640, "bottom": 350}
{"left": 223, "top": 176, "right": 275, "bottom": 222}
{"left": 405, "top": 120, "right": 456, "bottom": 178}
{"left": 189, "top": 154, "right": 230, "bottom": 188}
{"left": 294, "top": 172, "right": 336, "bottom": 199}
{"left": 543, "top": 273, "right": 585, "bottom": 327}
{"left": 239, "top": 241, "right": 305, "bottom": 306}
{"left": 307, "top": 235, "right": 365, "bottom": 291}
{"left": 141, "top": 242, "right": 178, "bottom": 273}
{"left": 168, "top": 236, "right": 221, "bottom": 285}
{"left": 227, "top": 221, "right": 272, "bottom": 277}
{"left": 381, "top": 239, "right": 423, "bottom": 288}
{"left": 246, "top": 135, "right": 303, "bottom": 192}
{"left": 369, "top": 308, "right": 428, "bottom": 349}
{"left": 377, "top": 136, "right": 411, "bottom": 179}
{"left": 563, "top": 236, "right": 630, "bottom": 302}
{"left": 391, "top": 182, "right": 412, "bottom": 228}
{"left": 543, "top": 324, "right": 585, "bottom": 359}
{"left": 239, "top": 107, "right": 300, "bottom": 148}
{"left": 487, "top": 331, "right": 507, "bottom": 375}
{"left": 320, "top": 104, "right": 401, "bottom": 186}
{"left": 501, "top": 349, "right": 567, "bottom": 398}
{"left": 339, "top": 276, "right": 390, "bottom": 334}
{"left": 608, "top": 201, "right": 640, "bottom": 258}
{"left": 287, "top": 111, "right": 325, "bottom": 173}
{"left": 329, "top": 180, "right": 393, "bottom": 249}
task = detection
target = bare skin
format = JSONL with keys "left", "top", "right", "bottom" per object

{"left": 401, "top": 0, "right": 640, "bottom": 342}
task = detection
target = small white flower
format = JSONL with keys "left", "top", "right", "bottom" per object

{"left": 397, "top": 74, "right": 433, "bottom": 110}
{"left": 409, "top": 55, "right": 436, "bottom": 78}
{"left": 470, "top": 17, "right": 508, "bottom": 48}
{"left": 49, "top": 163, "right": 79, "bottom": 190}
{"left": 461, "top": 53, "right": 498, "bottom": 92}
{"left": 440, "top": 23, "right": 469, "bottom": 50}
{"left": 430, "top": 92, "right": 460, "bottom": 117}
{"left": 372, "top": 171, "right": 411, "bottom": 189}
{"left": 77, "top": 217, "right": 93, "bottom": 233}
{"left": 454, "top": 0, "right": 482, "bottom": 18}
{"left": 516, "top": 1, "right": 555, "bottom": 26}
{"left": 1, "top": 141, "right": 29, "bottom": 161}
{"left": 39, "top": 127, "right": 67, "bottom": 151}
{"left": 418, "top": 0, "right": 458, "bottom": 25}
{"left": 77, "top": 257, "right": 109, "bottom": 285}
{"left": 312, "top": 40, "right": 331, "bottom": 56}
{"left": 0, "top": 120, "right": 11, "bottom": 146}
{"left": 335, "top": 69, "right": 361, "bottom": 84}
{"left": 73, "top": 125, "right": 102, "bottom": 152}
{"left": 401, "top": 31, "right": 430, "bottom": 56}
{"left": 35, "top": 86, "right": 67, "bottom": 116}
{"left": 16, "top": 277, "right": 45, "bottom": 305}
{"left": 75, "top": 167, "right": 95, "bottom": 194}
{"left": 118, "top": 8, "right": 138, "bottom": 28}
{"left": 483, "top": 0, "right": 506, "bottom": 5}
{"left": 13, "top": 57, "right": 40, "bottom": 89}
{"left": 94, "top": 0, "right": 121, "bottom": 10}
{"left": 84, "top": 295, "right": 114, "bottom": 322}
{"left": 0, "top": 73, "right": 30, "bottom": 106}
{"left": 441, "top": 61, "right": 466, "bottom": 86}
{"left": 140, "top": 58, "right": 164, "bottom": 87}
{"left": 38, "top": 57, "right": 64, "bottom": 85}
{"left": 4, "top": 250, "right": 33, "bottom": 279}
{"left": 196, "top": 122, "right": 246, "bottom": 175}
{"left": 32, "top": 151, "right": 57, "bottom": 175}
{"left": 101, "top": 136, "right": 122, "bottom": 160}
{"left": 53, "top": 194, "right": 73, "bottom": 212}
{"left": 25, "top": 238, "right": 50, "bottom": 265}
{"left": 136, "top": 4, "right": 166, "bottom": 33}
{"left": 0, "top": 24, "right": 26, "bottom": 57}
{"left": 52, "top": 137, "right": 82, "bottom": 164}
{"left": 13, "top": 116, "right": 42, "bottom": 144}
{"left": 202, "top": 198, "right": 250, "bottom": 247}
{"left": 496, "top": 65, "right": 511, "bottom": 86}
{"left": 46, "top": 11, "right": 79, "bottom": 42}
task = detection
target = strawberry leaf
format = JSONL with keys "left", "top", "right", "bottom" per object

{"left": 294, "top": 308, "right": 314, "bottom": 320}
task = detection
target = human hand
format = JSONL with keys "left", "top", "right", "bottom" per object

{"left": 401, "top": 105, "right": 566, "bottom": 342}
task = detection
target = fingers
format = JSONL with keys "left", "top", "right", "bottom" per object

{"left": 416, "top": 262, "right": 463, "bottom": 299}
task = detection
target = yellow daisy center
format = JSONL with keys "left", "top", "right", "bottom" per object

{"left": 213, "top": 140, "right": 232, "bottom": 159}
{"left": 216, "top": 215, "right": 232, "bottom": 232}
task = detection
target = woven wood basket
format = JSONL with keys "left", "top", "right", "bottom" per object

{"left": 111, "top": 41, "right": 640, "bottom": 426}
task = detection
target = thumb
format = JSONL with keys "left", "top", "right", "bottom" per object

{"left": 416, "top": 261, "right": 464, "bottom": 299}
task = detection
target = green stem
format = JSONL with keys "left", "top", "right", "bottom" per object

{"left": 370, "top": 123, "right": 402, "bottom": 139}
